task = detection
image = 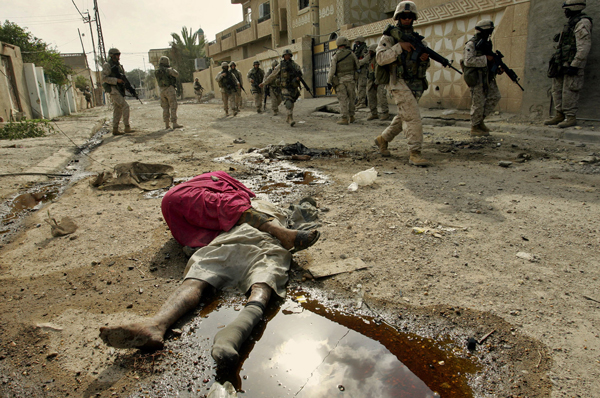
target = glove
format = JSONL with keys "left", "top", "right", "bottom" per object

{"left": 566, "top": 66, "right": 579, "bottom": 76}
{"left": 327, "top": 83, "right": 333, "bottom": 91}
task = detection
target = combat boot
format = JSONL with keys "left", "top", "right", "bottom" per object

{"left": 225, "top": 110, "right": 229, "bottom": 117}
{"left": 165, "top": 122, "right": 170, "bottom": 130}
{"left": 544, "top": 112, "right": 565, "bottom": 125}
{"left": 349, "top": 116, "right": 355, "bottom": 123}
{"left": 112, "top": 126, "right": 123, "bottom": 136}
{"left": 257, "top": 109, "right": 262, "bottom": 114}
{"left": 470, "top": 124, "right": 489, "bottom": 137}
{"left": 233, "top": 110, "right": 238, "bottom": 116}
{"left": 273, "top": 110, "right": 278, "bottom": 116}
{"left": 479, "top": 121, "right": 491, "bottom": 133}
{"left": 409, "top": 151, "right": 430, "bottom": 167}
{"left": 173, "top": 122, "right": 183, "bottom": 129}
{"left": 367, "top": 113, "right": 378, "bottom": 121}
{"left": 558, "top": 115, "right": 577, "bottom": 128}
{"left": 287, "top": 115, "right": 296, "bottom": 127}
{"left": 374, "top": 135, "right": 391, "bottom": 157}
{"left": 379, "top": 113, "right": 390, "bottom": 121}
{"left": 124, "top": 125, "right": 133, "bottom": 134}
{"left": 337, "top": 118, "right": 349, "bottom": 125}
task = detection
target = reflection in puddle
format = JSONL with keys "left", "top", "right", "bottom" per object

{"left": 131, "top": 291, "right": 477, "bottom": 397}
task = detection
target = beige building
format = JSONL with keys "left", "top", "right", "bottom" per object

{"left": 1, "top": 42, "right": 32, "bottom": 121}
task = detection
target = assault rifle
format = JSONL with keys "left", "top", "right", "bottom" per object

{"left": 263, "top": 84, "right": 270, "bottom": 111}
{"left": 112, "top": 64, "right": 143, "bottom": 104}
{"left": 383, "top": 25, "right": 463, "bottom": 75}
{"left": 489, "top": 50, "right": 524, "bottom": 91}
{"left": 284, "top": 62, "right": 314, "bottom": 97}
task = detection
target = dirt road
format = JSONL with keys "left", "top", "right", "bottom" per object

{"left": 0, "top": 98, "right": 599, "bottom": 397}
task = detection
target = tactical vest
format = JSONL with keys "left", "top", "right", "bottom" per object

{"left": 266, "top": 68, "right": 279, "bottom": 87}
{"left": 103, "top": 59, "right": 125, "bottom": 95}
{"left": 155, "top": 67, "right": 176, "bottom": 88}
{"left": 556, "top": 13, "right": 593, "bottom": 65}
{"left": 218, "top": 71, "right": 237, "bottom": 92}
{"left": 248, "top": 68, "right": 264, "bottom": 85}
{"left": 279, "top": 60, "right": 301, "bottom": 89}
{"left": 461, "top": 35, "right": 493, "bottom": 86}
{"left": 394, "top": 27, "right": 428, "bottom": 84}
{"left": 231, "top": 69, "right": 243, "bottom": 87}
{"left": 334, "top": 49, "right": 356, "bottom": 77}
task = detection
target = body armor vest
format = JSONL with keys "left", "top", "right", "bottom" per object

{"left": 395, "top": 27, "right": 428, "bottom": 83}
{"left": 155, "top": 67, "right": 176, "bottom": 88}
{"left": 248, "top": 68, "right": 265, "bottom": 85}
{"left": 279, "top": 60, "right": 300, "bottom": 89}
{"left": 334, "top": 49, "right": 356, "bottom": 76}
{"left": 219, "top": 71, "right": 237, "bottom": 92}
{"left": 556, "top": 13, "right": 592, "bottom": 65}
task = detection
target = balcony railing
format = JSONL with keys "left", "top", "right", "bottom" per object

{"left": 257, "top": 14, "right": 271, "bottom": 24}
{"left": 236, "top": 24, "right": 251, "bottom": 33}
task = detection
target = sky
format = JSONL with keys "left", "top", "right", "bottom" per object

{"left": 3, "top": 0, "right": 244, "bottom": 72}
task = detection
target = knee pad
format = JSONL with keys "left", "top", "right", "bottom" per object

{"left": 285, "top": 99, "right": 294, "bottom": 110}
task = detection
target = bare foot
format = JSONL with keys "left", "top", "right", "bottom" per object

{"left": 99, "top": 322, "right": 164, "bottom": 350}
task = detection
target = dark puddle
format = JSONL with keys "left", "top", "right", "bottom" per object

{"left": 0, "top": 125, "right": 110, "bottom": 242}
{"left": 130, "top": 290, "right": 478, "bottom": 397}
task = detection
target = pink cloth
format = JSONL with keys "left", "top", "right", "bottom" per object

{"left": 161, "top": 171, "right": 255, "bottom": 248}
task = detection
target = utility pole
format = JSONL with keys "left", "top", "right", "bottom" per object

{"left": 78, "top": 28, "right": 96, "bottom": 105}
{"left": 83, "top": 12, "right": 99, "bottom": 72}
{"left": 94, "top": 0, "right": 107, "bottom": 64}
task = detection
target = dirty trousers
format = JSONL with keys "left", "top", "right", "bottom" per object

{"left": 252, "top": 92, "right": 264, "bottom": 112}
{"left": 470, "top": 80, "right": 501, "bottom": 126}
{"left": 381, "top": 85, "right": 423, "bottom": 152}
{"left": 160, "top": 86, "right": 178, "bottom": 123}
{"left": 110, "top": 91, "right": 130, "bottom": 128}
{"left": 552, "top": 71, "right": 585, "bottom": 117}
{"left": 356, "top": 70, "right": 368, "bottom": 106}
{"left": 270, "top": 87, "right": 283, "bottom": 113}
{"left": 335, "top": 75, "right": 357, "bottom": 119}
{"left": 222, "top": 91, "right": 239, "bottom": 113}
{"left": 367, "top": 81, "right": 389, "bottom": 115}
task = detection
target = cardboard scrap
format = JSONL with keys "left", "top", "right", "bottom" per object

{"left": 307, "top": 258, "right": 368, "bottom": 279}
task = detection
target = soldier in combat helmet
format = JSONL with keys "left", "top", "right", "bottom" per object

{"left": 102, "top": 48, "right": 133, "bottom": 135}
{"left": 247, "top": 60, "right": 265, "bottom": 113}
{"left": 372, "top": 1, "right": 430, "bottom": 166}
{"left": 260, "top": 49, "right": 303, "bottom": 126}
{"left": 215, "top": 62, "right": 241, "bottom": 117}
{"left": 353, "top": 36, "right": 369, "bottom": 109}
{"left": 365, "top": 44, "right": 390, "bottom": 121}
{"left": 155, "top": 56, "right": 183, "bottom": 130}
{"left": 544, "top": 0, "right": 593, "bottom": 129}
{"left": 264, "top": 60, "right": 283, "bottom": 115}
{"left": 327, "top": 36, "right": 359, "bottom": 125}
{"left": 229, "top": 61, "right": 244, "bottom": 111}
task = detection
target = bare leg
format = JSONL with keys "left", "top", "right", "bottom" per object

{"left": 211, "top": 283, "right": 272, "bottom": 368}
{"left": 100, "top": 279, "right": 210, "bottom": 349}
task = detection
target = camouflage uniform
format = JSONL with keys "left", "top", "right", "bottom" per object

{"left": 327, "top": 43, "right": 359, "bottom": 124}
{"left": 549, "top": 12, "right": 593, "bottom": 125}
{"left": 216, "top": 67, "right": 240, "bottom": 116}
{"left": 265, "top": 63, "right": 283, "bottom": 115}
{"left": 102, "top": 58, "right": 130, "bottom": 133}
{"left": 262, "top": 53, "right": 302, "bottom": 126}
{"left": 365, "top": 47, "right": 390, "bottom": 120}
{"left": 83, "top": 88, "right": 92, "bottom": 109}
{"left": 155, "top": 60, "right": 181, "bottom": 128}
{"left": 194, "top": 80, "right": 203, "bottom": 103}
{"left": 353, "top": 39, "right": 369, "bottom": 108}
{"left": 230, "top": 66, "right": 244, "bottom": 110}
{"left": 247, "top": 65, "right": 265, "bottom": 113}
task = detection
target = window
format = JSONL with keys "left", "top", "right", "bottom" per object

{"left": 244, "top": 7, "right": 252, "bottom": 23}
{"left": 258, "top": 2, "right": 271, "bottom": 23}
{"left": 299, "top": 0, "right": 309, "bottom": 11}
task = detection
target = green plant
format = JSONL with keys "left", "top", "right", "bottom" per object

{"left": 74, "top": 75, "right": 90, "bottom": 91}
{"left": 0, "top": 119, "right": 56, "bottom": 140}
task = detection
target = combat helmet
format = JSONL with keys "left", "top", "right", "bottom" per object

{"left": 230, "top": 61, "right": 237, "bottom": 67}
{"left": 253, "top": 60, "right": 260, "bottom": 65}
{"left": 282, "top": 49, "right": 293, "bottom": 58}
{"left": 336, "top": 37, "right": 350, "bottom": 48}
{"left": 221, "top": 62, "right": 229, "bottom": 69}
{"left": 562, "top": 0, "right": 586, "bottom": 11}
{"left": 394, "top": 1, "right": 418, "bottom": 20}
{"left": 108, "top": 48, "right": 121, "bottom": 56}
{"left": 159, "top": 56, "right": 170, "bottom": 66}
{"left": 475, "top": 19, "right": 495, "bottom": 32}
{"left": 354, "top": 36, "right": 366, "bottom": 43}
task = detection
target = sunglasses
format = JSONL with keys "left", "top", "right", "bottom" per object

{"left": 400, "top": 15, "right": 414, "bottom": 20}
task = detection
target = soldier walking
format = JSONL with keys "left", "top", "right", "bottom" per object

{"left": 462, "top": 20, "right": 502, "bottom": 136}
{"left": 365, "top": 44, "right": 390, "bottom": 121}
{"left": 260, "top": 49, "right": 303, "bottom": 126}
{"left": 193, "top": 78, "right": 204, "bottom": 103}
{"left": 353, "top": 36, "right": 369, "bottom": 108}
{"left": 102, "top": 48, "right": 132, "bottom": 135}
{"left": 83, "top": 86, "right": 93, "bottom": 109}
{"left": 264, "top": 60, "right": 283, "bottom": 115}
{"left": 372, "top": 1, "right": 430, "bottom": 166}
{"left": 155, "top": 56, "right": 183, "bottom": 130}
{"left": 215, "top": 62, "right": 240, "bottom": 117}
{"left": 544, "top": 0, "right": 593, "bottom": 129}
{"left": 327, "top": 37, "right": 359, "bottom": 125}
{"left": 247, "top": 61, "right": 265, "bottom": 113}
{"left": 230, "top": 62, "right": 244, "bottom": 110}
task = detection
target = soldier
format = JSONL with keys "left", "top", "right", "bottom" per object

{"left": 193, "top": 78, "right": 204, "bottom": 103}
{"left": 247, "top": 60, "right": 265, "bottom": 113}
{"left": 260, "top": 49, "right": 303, "bottom": 126}
{"left": 230, "top": 61, "right": 244, "bottom": 110}
{"left": 365, "top": 44, "right": 390, "bottom": 121}
{"left": 215, "top": 62, "right": 240, "bottom": 117}
{"left": 353, "top": 36, "right": 369, "bottom": 108}
{"left": 102, "top": 48, "right": 132, "bottom": 135}
{"left": 265, "top": 60, "right": 283, "bottom": 115}
{"left": 83, "top": 86, "right": 93, "bottom": 109}
{"left": 327, "top": 37, "right": 359, "bottom": 125}
{"left": 544, "top": 0, "right": 593, "bottom": 128}
{"left": 373, "top": 1, "right": 430, "bottom": 166}
{"left": 155, "top": 56, "right": 183, "bottom": 130}
{"left": 463, "top": 20, "right": 502, "bottom": 136}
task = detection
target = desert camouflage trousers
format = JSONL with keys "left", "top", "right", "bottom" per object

{"left": 110, "top": 91, "right": 130, "bottom": 128}
{"left": 282, "top": 87, "right": 299, "bottom": 117}
{"left": 222, "top": 91, "right": 239, "bottom": 113}
{"left": 160, "top": 86, "right": 178, "bottom": 123}
{"left": 552, "top": 71, "right": 585, "bottom": 117}
{"left": 367, "top": 81, "right": 389, "bottom": 115}
{"left": 270, "top": 87, "right": 283, "bottom": 113}
{"left": 356, "top": 69, "right": 368, "bottom": 106}
{"left": 381, "top": 82, "right": 423, "bottom": 152}
{"left": 236, "top": 90, "right": 244, "bottom": 109}
{"left": 335, "top": 75, "right": 356, "bottom": 119}
{"left": 469, "top": 79, "right": 501, "bottom": 126}
{"left": 252, "top": 92, "right": 264, "bottom": 112}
